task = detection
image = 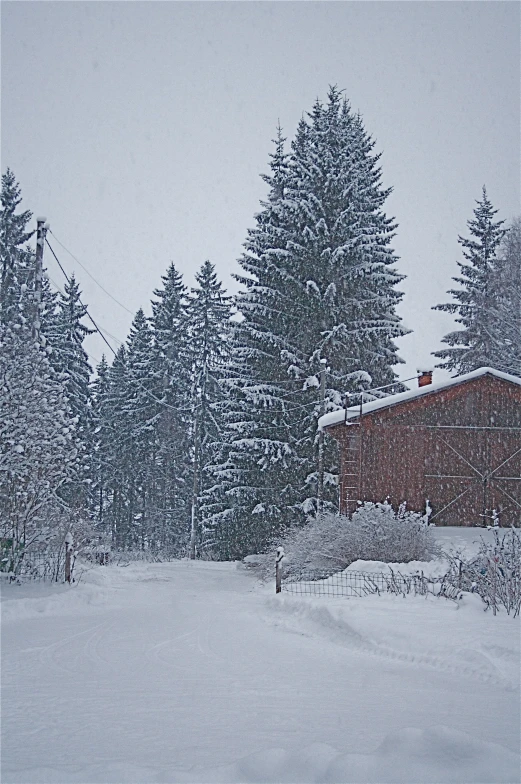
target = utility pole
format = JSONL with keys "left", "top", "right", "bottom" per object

{"left": 317, "top": 358, "right": 327, "bottom": 514}
{"left": 33, "top": 218, "right": 48, "bottom": 342}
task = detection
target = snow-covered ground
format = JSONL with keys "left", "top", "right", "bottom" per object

{"left": 1, "top": 528, "right": 519, "bottom": 784}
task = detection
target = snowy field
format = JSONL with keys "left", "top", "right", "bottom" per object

{"left": 1, "top": 528, "right": 519, "bottom": 784}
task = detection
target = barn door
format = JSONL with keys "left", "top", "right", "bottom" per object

{"left": 424, "top": 427, "right": 521, "bottom": 526}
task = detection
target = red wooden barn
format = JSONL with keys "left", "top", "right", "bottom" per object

{"left": 319, "top": 367, "right": 521, "bottom": 527}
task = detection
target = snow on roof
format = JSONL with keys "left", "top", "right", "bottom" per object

{"left": 318, "top": 367, "right": 521, "bottom": 430}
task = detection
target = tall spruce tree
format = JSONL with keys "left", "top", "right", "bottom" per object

{"left": 185, "top": 260, "right": 232, "bottom": 556}
{"left": 205, "top": 88, "right": 407, "bottom": 558}
{"left": 0, "top": 174, "right": 81, "bottom": 573}
{"left": 433, "top": 187, "right": 508, "bottom": 374}
{"left": 493, "top": 216, "right": 521, "bottom": 376}
{"left": 104, "top": 345, "right": 131, "bottom": 546}
{"left": 0, "top": 316, "right": 80, "bottom": 575}
{"left": 123, "top": 309, "right": 161, "bottom": 549}
{"left": 150, "top": 264, "right": 192, "bottom": 551}
{"left": 91, "top": 354, "right": 112, "bottom": 533}
{"left": 0, "top": 169, "right": 34, "bottom": 327}
{"left": 51, "top": 275, "right": 93, "bottom": 426}
{"left": 48, "top": 274, "right": 94, "bottom": 514}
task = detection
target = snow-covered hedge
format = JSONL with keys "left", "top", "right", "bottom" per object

{"left": 272, "top": 501, "right": 439, "bottom": 580}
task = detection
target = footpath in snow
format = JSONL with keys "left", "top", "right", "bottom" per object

{"left": 1, "top": 535, "right": 520, "bottom": 783}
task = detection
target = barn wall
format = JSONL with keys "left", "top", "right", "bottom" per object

{"left": 329, "top": 376, "right": 521, "bottom": 526}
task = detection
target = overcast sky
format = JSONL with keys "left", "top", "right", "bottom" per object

{"left": 2, "top": 1, "right": 520, "bottom": 385}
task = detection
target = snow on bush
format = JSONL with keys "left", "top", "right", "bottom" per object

{"left": 270, "top": 501, "right": 440, "bottom": 580}
{"left": 446, "top": 527, "right": 521, "bottom": 616}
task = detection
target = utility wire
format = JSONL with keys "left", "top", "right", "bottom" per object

{"left": 48, "top": 230, "right": 135, "bottom": 315}
{"left": 46, "top": 238, "right": 194, "bottom": 415}
{"left": 45, "top": 239, "right": 422, "bottom": 420}
{"left": 46, "top": 271, "right": 125, "bottom": 348}
{"left": 46, "top": 238, "right": 120, "bottom": 357}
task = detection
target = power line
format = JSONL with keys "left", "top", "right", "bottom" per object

{"left": 46, "top": 238, "right": 120, "bottom": 357}
{"left": 44, "top": 239, "right": 422, "bottom": 422}
{"left": 48, "top": 230, "right": 135, "bottom": 316}
{"left": 46, "top": 272, "right": 124, "bottom": 349}
{"left": 45, "top": 238, "right": 194, "bottom": 415}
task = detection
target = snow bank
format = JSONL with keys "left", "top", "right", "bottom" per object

{"left": 0, "top": 567, "right": 117, "bottom": 622}
{"left": 0, "top": 559, "right": 244, "bottom": 623}
{"left": 12, "top": 728, "right": 519, "bottom": 784}
{"left": 268, "top": 591, "right": 519, "bottom": 690}
{"left": 345, "top": 558, "right": 448, "bottom": 577}
{"left": 183, "top": 727, "right": 520, "bottom": 783}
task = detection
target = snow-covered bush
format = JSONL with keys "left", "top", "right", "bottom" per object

{"left": 270, "top": 501, "right": 440, "bottom": 580}
{"left": 447, "top": 527, "right": 521, "bottom": 616}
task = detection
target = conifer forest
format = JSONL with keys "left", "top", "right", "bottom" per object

{"left": 1, "top": 88, "right": 520, "bottom": 574}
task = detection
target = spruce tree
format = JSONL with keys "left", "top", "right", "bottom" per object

{"left": 433, "top": 187, "right": 508, "bottom": 374}
{"left": 104, "top": 345, "right": 131, "bottom": 547}
{"left": 123, "top": 308, "right": 161, "bottom": 549}
{"left": 0, "top": 170, "right": 85, "bottom": 575}
{"left": 150, "top": 264, "right": 192, "bottom": 551}
{"left": 50, "top": 275, "right": 93, "bottom": 419}
{"left": 206, "top": 89, "right": 407, "bottom": 558}
{"left": 0, "top": 169, "right": 34, "bottom": 326}
{"left": 91, "top": 354, "right": 112, "bottom": 534}
{"left": 185, "top": 260, "right": 231, "bottom": 556}
{"left": 0, "top": 301, "right": 79, "bottom": 575}
{"left": 493, "top": 216, "right": 521, "bottom": 376}
{"left": 49, "top": 274, "right": 94, "bottom": 513}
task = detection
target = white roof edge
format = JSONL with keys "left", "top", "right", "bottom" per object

{"left": 318, "top": 367, "right": 521, "bottom": 430}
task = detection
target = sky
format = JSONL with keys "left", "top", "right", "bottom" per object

{"left": 2, "top": 1, "right": 520, "bottom": 386}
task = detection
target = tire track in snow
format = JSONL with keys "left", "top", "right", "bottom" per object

{"left": 265, "top": 597, "right": 517, "bottom": 691}
{"left": 27, "top": 622, "right": 110, "bottom": 676}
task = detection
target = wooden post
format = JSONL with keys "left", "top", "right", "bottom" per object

{"left": 64, "top": 531, "right": 73, "bottom": 583}
{"left": 275, "top": 546, "right": 284, "bottom": 594}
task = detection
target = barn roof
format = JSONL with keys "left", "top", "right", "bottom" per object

{"left": 318, "top": 367, "right": 521, "bottom": 430}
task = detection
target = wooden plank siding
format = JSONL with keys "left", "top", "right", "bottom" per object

{"left": 327, "top": 375, "right": 521, "bottom": 526}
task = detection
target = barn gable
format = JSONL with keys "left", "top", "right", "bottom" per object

{"left": 320, "top": 368, "right": 521, "bottom": 527}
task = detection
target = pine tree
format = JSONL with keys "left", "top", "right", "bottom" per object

{"left": 0, "top": 171, "right": 87, "bottom": 576}
{"left": 123, "top": 308, "right": 161, "bottom": 549}
{"left": 91, "top": 354, "right": 112, "bottom": 534}
{"left": 150, "top": 264, "right": 193, "bottom": 551}
{"left": 185, "top": 261, "right": 232, "bottom": 556}
{"left": 50, "top": 275, "right": 93, "bottom": 424}
{"left": 206, "top": 89, "right": 407, "bottom": 558}
{"left": 104, "top": 345, "right": 131, "bottom": 547}
{"left": 433, "top": 187, "right": 508, "bottom": 374}
{"left": 0, "top": 169, "right": 34, "bottom": 326}
{"left": 48, "top": 274, "right": 94, "bottom": 514}
{"left": 493, "top": 216, "right": 521, "bottom": 376}
{"left": 0, "top": 317, "right": 79, "bottom": 575}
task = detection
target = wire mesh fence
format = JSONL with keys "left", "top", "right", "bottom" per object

{"left": 281, "top": 568, "right": 459, "bottom": 600}
{"left": 6, "top": 551, "right": 65, "bottom": 582}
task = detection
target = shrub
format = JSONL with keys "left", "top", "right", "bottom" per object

{"left": 447, "top": 527, "right": 521, "bottom": 616}
{"left": 269, "top": 501, "right": 439, "bottom": 580}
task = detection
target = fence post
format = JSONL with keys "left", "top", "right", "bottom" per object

{"left": 64, "top": 532, "right": 73, "bottom": 583}
{"left": 275, "top": 546, "right": 285, "bottom": 594}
